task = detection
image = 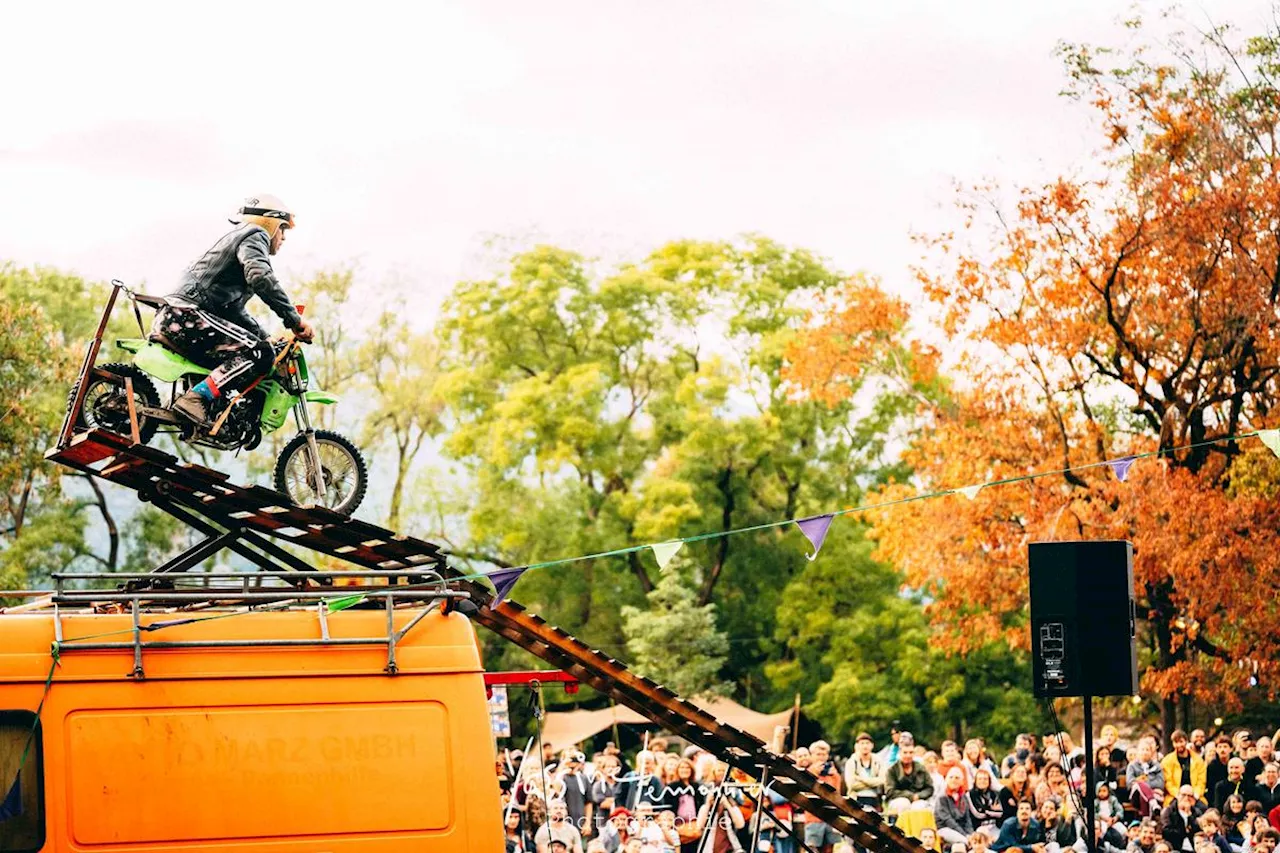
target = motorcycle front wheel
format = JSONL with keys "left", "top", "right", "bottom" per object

{"left": 273, "top": 429, "right": 368, "bottom": 516}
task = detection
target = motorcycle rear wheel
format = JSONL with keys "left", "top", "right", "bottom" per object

{"left": 67, "top": 363, "right": 161, "bottom": 444}
{"left": 273, "top": 429, "right": 368, "bottom": 517}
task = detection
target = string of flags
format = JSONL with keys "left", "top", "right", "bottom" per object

{"left": 476, "top": 430, "right": 1280, "bottom": 604}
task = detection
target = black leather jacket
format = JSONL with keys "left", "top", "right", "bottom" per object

{"left": 169, "top": 223, "right": 302, "bottom": 337}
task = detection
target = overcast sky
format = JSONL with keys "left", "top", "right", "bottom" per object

{"left": 1, "top": 0, "right": 1270, "bottom": 320}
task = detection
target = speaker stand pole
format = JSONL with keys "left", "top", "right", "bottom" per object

{"left": 1083, "top": 695, "right": 1096, "bottom": 853}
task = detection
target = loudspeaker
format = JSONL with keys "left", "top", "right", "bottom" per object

{"left": 1029, "top": 540, "right": 1138, "bottom": 698}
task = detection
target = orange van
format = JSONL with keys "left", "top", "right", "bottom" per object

{"left": 0, "top": 605, "right": 503, "bottom": 852}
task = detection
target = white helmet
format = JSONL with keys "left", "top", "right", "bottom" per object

{"left": 232, "top": 193, "right": 295, "bottom": 236}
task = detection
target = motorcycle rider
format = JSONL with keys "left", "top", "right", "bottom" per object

{"left": 152, "top": 194, "right": 315, "bottom": 426}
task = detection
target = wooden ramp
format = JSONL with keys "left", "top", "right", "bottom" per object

{"left": 46, "top": 428, "right": 924, "bottom": 853}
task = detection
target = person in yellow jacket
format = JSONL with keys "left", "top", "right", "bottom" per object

{"left": 1162, "top": 729, "right": 1208, "bottom": 805}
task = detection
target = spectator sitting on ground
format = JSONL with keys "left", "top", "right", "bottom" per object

{"left": 1221, "top": 795, "right": 1247, "bottom": 849}
{"left": 992, "top": 800, "right": 1044, "bottom": 852}
{"left": 1253, "top": 764, "right": 1280, "bottom": 815}
{"left": 887, "top": 734, "right": 935, "bottom": 814}
{"left": 938, "top": 741, "right": 966, "bottom": 790}
{"left": 1246, "top": 828, "right": 1280, "bottom": 853}
{"left": 937, "top": 767, "right": 977, "bottom": 847}
{"left": 1097, "top": 746, "right": 1121, "bottom": 790}
{"left": 880, "top": 723, "right": 905, "bottom": 767}
{"left": 1128, "top": 821, "right": 1159, "bottom": 853}
{"left": 969, "top": 768, "right": 1006, "bottom": 839}
{"left": 1247, "top": 741, "right": 1276, "bottom": 792}
{"left": 1003, "top": 735, "right": 1034, "bottom": 779}
{"left": 1100, "top": 726, "right": 1128, "bottom": 777}
{"left": 1209, "top": 737, "right": 1236, "bottom": 801}
{"left": 1000, "top": 764, "right": 1036, "bottom": 823}
{"left": 1161, "top": 785, "right": 1204, "bottom": 852}
{"left": 970, "top": 830, "right": 994, "bottom": 853}
{"left": 1035, "top": 764, "right": 1071, "bottom": 811}
{"left": 1096, "top": 818, "right": 1128, "bottom": 853}
{"left": 1130, "top": 737, "right": 1168, "bottom": 818}
{"left": 965, "top": 738, "right": 1001, "bottom": 789}
{"left": 918, "top": 826, "right": 941, "bottom": 851}
{"left": 1163, "top": 730, "right": 1209, "bottom": 806}
{"left": 924, "top": 751, "right": 946, "bottom": 803}
{"left": 1037, "top": 797, "right": 1082, "bottom": 853}
{"left": 1201, "top": 809, "right": 1234, "bottom": 853}
{"left": 1216, "top": 759, "right": 1250, "bottom": 813}
{"left": 1097, "top": 781, "right": 1127, "bottom": 841}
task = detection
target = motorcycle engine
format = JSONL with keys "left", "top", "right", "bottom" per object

{"left": 195, "top": 390, "right": 265, "bottom": 451}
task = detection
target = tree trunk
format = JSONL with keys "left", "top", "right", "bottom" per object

{"left": 84, "top": 475, "right": 118, "bottom": 571}
{"left": 1149, "top": 581, "right": 1178, "bottom": 750}
{"left": 698, "top": 466, "right": 734, "bottom": 606}
{"left": 628, "top": 550, "right": 653, "bottom": 594}
{"left": 1161, "top": 699, "right": 1177, "bottom": 752}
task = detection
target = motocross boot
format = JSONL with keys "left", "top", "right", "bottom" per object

{"left": 171, "top": 390, "right": 211, "bottom": 427}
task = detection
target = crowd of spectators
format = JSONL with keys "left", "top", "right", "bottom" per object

{"left": 496, "top": 725, "right": 1280, "bottom": 853}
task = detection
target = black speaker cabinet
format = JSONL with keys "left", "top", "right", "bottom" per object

{"left": 1029, "top": 540, "right": 1138, "bottom": 698}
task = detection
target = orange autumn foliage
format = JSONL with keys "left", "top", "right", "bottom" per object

{"left": 782, "top": 273, "right": 941, "bottom": 408}
{"left": 790, "top": 21, "right": 1280, "bottom": 719}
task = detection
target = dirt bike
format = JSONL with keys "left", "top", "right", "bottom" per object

{"left": 68, "top": 295, "right": 368, "bottom": 516}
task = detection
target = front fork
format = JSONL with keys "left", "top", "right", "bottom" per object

{"left": 292, "top": 403, "right": 327, "bottom": 508}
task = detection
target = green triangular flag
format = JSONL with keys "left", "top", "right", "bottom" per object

{"left": 650, "top": 540, "right": 685, "bottom": 571}
{"left": 327, "top": 594, "right": 366, "bottom": 613}
{"left": 1259, "top": 429, "right": 1280, "bottom": 459}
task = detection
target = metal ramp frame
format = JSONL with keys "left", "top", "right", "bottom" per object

{"left": 45, "top": 428, "right": 924, "bottom": 853}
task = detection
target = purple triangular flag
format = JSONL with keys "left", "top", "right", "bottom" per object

{"left": 1106, "top": 456, "right": 1138, "bottom": 482}
{"left": 486, "top": 567, "right": 529, "bottom": 604}
{"left": 0, "top": 774, "right": 20, "bottom": 821}
{"left": 795, "top": 514, "right": 835, "bottom": 561}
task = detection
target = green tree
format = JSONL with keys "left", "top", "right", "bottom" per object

{"left": 0, "top": 265, "right": 108, "bottom": 585}
{"left": 360, "top": 311, "right": 444, "bottom": 530}
{"left": 434, "top": 238, "right": 924, "bottom": 706}
{"left": 769, "top": 532, "right": 1037, "bottom": 747}
{"left": 621, "top": 568, "right": 731, "bottom": 698}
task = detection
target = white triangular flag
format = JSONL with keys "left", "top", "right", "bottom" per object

{"left": 650, "top": 540, "right": 685, "bottom": 571}
{"left": 1259, "top": 429, "right": 1280, "bottom": 459}
{"left": 956, "top": 485, "right": 983, "bottom": 501}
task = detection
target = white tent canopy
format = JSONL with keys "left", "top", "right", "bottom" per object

{"left": 540, "top": 696, "right": 795, "bottom": 753}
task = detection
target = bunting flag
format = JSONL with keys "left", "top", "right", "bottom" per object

{"left": 326, "top": 594, "right": 366, "bottom": 613}
{"left": 795, "top": 514, "right": 835, "bottom": 561}
{"left": 0, "top": 775, "right": 20, "bottom": 821}
{"left": 1259, "top": 429, "right": 1280, "bottom": 459}
{"left": 650, "top": 540, "right": 685, "bottom": 571}
{"left": 1107, "top": 455, "right": 1138, "bottom": 482}
{"left": 487, "top": 567, "right": 531, "bottom": 604}
{"left": 956, "top": 485, "right": 983, "bottom": 501}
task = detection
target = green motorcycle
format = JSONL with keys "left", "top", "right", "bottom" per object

{"left": 70, "top": 323, "right": 368, "bottom": 516}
